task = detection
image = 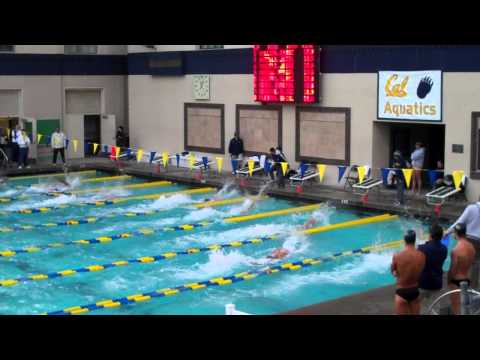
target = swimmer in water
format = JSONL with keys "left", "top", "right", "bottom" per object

{"left": 267, "top": 248, "right": 290, "bottom": 260}
{"left": 303, "top": 217, "right": 317, "bottom": 230}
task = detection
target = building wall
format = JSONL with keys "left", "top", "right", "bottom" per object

{"left": 13, "top": 45, "right": 127, "bottom": 55}
{"left": 127, "top": 45, "right": 251, "bottom": 53}
{"left": 128, "top": 71, "right": 480, "bottom": 201}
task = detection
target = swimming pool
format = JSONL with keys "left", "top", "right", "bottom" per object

{"left": 0, "top": 171, "right": 440, "bottom": 315}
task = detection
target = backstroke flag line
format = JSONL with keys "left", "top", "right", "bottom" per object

{"left": 452, "top": 170, "right": 464, "bottom": 190}
{"left": 402, "top": 169, "right": 413, "bottom": 188}
{"left": 357, "top": 166, "right": 366, "bottom": 184}
{"left": 281, "top": 162, "right": 289, "bottom": 177}
{"left": 317, "top": 164, "right": 326, "bottom": 182}
{"left": 216, "top": 157, "right": 223, "bottom": 174}
{"left": 248, "top": 160, "right": 255, "bottom": 177}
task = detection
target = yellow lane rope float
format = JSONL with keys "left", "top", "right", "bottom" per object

{"left": 7, "top": 170, "right": 97, "bottom": 182}
{"left": 0, "top": 213, "right": 398, "bottom": 287}
{"left": 44, "top": 239, "right": 404, "bottom": 315}
{"left": 225, "top": 204, "right": 322, "bottom": 223}
{"left": 0, "top": 179, "right": 170, "bottom": 204}
{"left": 0, "top": 187, "right": 216, "bottom": 216}
{"left": 0, "top": 196, "right": 267, "bottom": 234}
{"left": 0, "top": 203, "right": 324, "bottom": 257}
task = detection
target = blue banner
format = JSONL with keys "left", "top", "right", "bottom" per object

{"left": 126, "top": 148, "right": 132, "bottom": 157}
{"left": 441, "top": 233, "right": 452, "bottom": 247}
{"left": 300, "top": 163, "right": 308, "bottom": 178}
{"left": 65, "top": 139, "right": 70, "bottom": 149}
{"left": 381, "top": 168, "right": 390, "bottom": 185}
{"left": 202, "top": 157, "right": 209, "bottom": 169}
{"left": 176, "top": 154, "right": 180, "bottom": 167}
{"left": 428, "top": 170, "right": 442, "bottom": 186}
{"left": 149, "top": 152, "right": 156, "bottom": 164}
{"left": 338, "top": 166, "right": 347, "bottom": 183}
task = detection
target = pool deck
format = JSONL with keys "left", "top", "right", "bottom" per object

{"left": 1, "top": 159, "right": 468, "bottom": 315}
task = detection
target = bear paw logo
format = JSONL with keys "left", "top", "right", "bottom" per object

{"left": 417, "top": 77, "right": 433, "bottom": 99}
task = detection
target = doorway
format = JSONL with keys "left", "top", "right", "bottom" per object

{"left": 84, "top": 115, "right": 101, "bottom": 157}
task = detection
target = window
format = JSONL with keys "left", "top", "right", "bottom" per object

{"left": 198, "top": 45, "right": 224, "bottom": 50}
{"left": 471, "top": 112, "right": 480, "bottom": 179}
{"left": 296, "top": 107, "right": 351, "bottom": 165}
{"left": 184, "top": 103, "right": 225, "bottom": 154}
{"left": 64, "top": 45, "right": 98, "bottom": 55}
{"left": 0, "top": 45, "right": 14, "bottom": 52}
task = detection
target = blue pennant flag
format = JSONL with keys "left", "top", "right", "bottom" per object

{"left": 126, "top": 148, "right": 132, "bottom": 157}
{"left": 264, "top": 160, "right": 271, "bottom": 175}
{"left": 395, "top": 169, "right": 404, "bottom": 181}
{"left": 46, "top": 136, "right": 51, "bottom": 145}
{"left": 65, "top": 139, "right": 70, "bottom": 149}
{"left": 231, "top": 159, "right": 239, "bottom": 174}
{"left": 300, "top": 163, "right": 308, "bottom": 178}
{"left": 338, "top": 166, "right": 347, "bottom": 183}
{"left": 381, "top": 168, "right": 390, "bottom": 185}
{"left": 441, "top": 233, "right": 452, "bottom": 247}
{"left": 428, "top": 170, "right": 441, "bottom": 186}
{"left": 202, "top": 157, "right": 209, "bottom": 170}
{"left": 150, "top": 152, "right": 157, "bottom": 164}
{"left": 176, "top": 154, "right": 180, "bottom": 167}
{"left": 84, "top": 143, "right": 89, "bottom": 153}
{"left": 103, "top": 145, "right": 109, "bottom": 154}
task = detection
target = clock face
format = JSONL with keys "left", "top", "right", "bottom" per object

{"left": 193, "top": 75, "right": 210, "bottom": 100}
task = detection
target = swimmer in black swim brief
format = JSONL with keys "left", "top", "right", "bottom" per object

{"left": 395, "top": 287, "right": 420, "bottom": 303}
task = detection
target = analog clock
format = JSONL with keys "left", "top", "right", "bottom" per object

{"left": 193, "top": 75, "right": 210, "bottom": 100}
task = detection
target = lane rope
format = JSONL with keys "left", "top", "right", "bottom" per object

{"left": 44, "top": 239, "right": 404, "bottom": 315}
{"left": 7, "top": 170, "right": 96, "bottom": 182}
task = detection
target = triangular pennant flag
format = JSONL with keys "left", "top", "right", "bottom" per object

{"left": 162, "top": 152, "right": 169, "bottom": 168}
{"left": 231, "top": 159, "right": 238, "bottom": 174}
{"left": 126, "top": 148, "right": 132, "bottom": 157}
{"left": 381, "top": 168, "right": 390, "bottom": 185}
{"left": 428, "top": 170, "right": 441, "bottom": 186}
{"left": 115, "top": 146, "right": 121, "bottom": 158}
{"left": 110, "top": 146, "right": 117, "bottom": 160}
{"left": 300, "top": 163, "right": 308, "bottom": 178}
{"left": 402, "top": 169, "right": 414, "bottom": 189}
{"left": 149, "top": 151, "right": 157, "bottom": 164}
{"left": 441, "top": 233, "right": 451, "bottom": 248}
{"left": 338, "top": 166, "right": 347, "bottom": 183}
{"left": 72, "top": 139, "right": 78, "bottom": 153}
{"left": 216, "top": 157, "right": 223, "bottom": 174}
{"left": 317, "top": 164, "right": 327, "bottom": 182}
{"left": 202, "top": 157, "right": 209, "bottom": 170}
{"left": 357, "top": 166, "right": 367, "bottom": 184}
{"left": 37, "top": 134, "right": 43, "bottom": 144}
{"left": 248, "top": 159, "right": 255, "bottom": 177}
{"left": 189, "top": 154, "right": 196, "bottom": 170}
{"left": 176, "top": 154, "right": 180, "bottom": 167}
{"left": 365, "top": 165, "right": 371, "bottom": 178}
{"left": 93, "top": 143, "right": 99, "bottom": 155}
{"left": 452, "top": 170, "right": 465, "bottom": 190}
{"left": 264, "top": 160, "right": 271, "bottom": 175}
{"left": 46, "top": 136, "right": 51, "bottom": 145}
{"left": 65, "top": 139, "right": 70, "bottom": 149}
{"left": 103, "top": 145, "right": 109, "bottom": 154}
{"left": 137, "top": 149, "right": 144, "bottom": 163}
{"left": 281, "top": 162, "right": 289, "bottom": 177}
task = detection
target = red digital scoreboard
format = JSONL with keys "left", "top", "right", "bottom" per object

{"left": 253, "top": 45, "right": 319, "bottom": 104}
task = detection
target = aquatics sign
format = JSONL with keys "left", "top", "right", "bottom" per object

{"left": 377, "top": 70, "right": 442, "bottom": 122}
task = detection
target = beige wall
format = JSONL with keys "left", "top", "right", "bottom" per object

{"left": 128, "top": 72, "right": 480, "bottom": 201}
{"left": 13, "top": 45, "right": 127, "bottom": 55}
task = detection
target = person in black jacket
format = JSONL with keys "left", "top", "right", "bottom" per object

{"left": 228, "top": 132, "right": 244, "bottom": 174}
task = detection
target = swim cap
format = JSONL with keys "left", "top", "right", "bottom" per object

{"left": 454, "top": 223, "right": 467, "bottom": 237}
{"left": 404, "top": 230, "right": 416, "bottom": 244}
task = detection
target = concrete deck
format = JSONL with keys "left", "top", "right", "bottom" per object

{"left": 1, "top": 158, "right": 468, "bottom": 315}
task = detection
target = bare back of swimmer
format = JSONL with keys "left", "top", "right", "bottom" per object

{"left": 267, "top": 248, "right": 289, "bottom": 260}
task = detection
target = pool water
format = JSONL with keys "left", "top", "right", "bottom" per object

{"left": 0, "top": 171, "right": 449, "bottom": 315}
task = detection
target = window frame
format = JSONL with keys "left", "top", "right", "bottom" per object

{"left": 198, "top": 45, "right": 224, "bottom": 50}
{"left": 64, "top": 45, "right": 98, "bottom": 55}
{"left": 295, "top": 106, "right": 351, "bottom": 166}
{"left": 471, "top": 112, "right": 480, "bottom": 179}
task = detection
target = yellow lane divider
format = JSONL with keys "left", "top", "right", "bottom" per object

{"left": 1, "top": 213, "right": 398, "bottom": 290}
{"left": 303, "top": 214, "right": 398, "bottom": 235}
{"left": 194, "top": 196, "right": 268, "bottom": 209}
{"left": 8, "top": 170, "right": 96, "bottom": 181}
{"left": 44, "top": 238, "right": 404, "bottom": 315}
{"left": 225, "top": 204, "right": 323, "bottom": 223}
{"left": 74, "top": 175, "right": 132, "bottom": 184}
{"left": 52, "top": 180, "right": 172, "bottom": 196}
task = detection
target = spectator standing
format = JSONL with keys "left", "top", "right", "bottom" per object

{"left": 10, "top": 124, "right": 21, "bottom": 166}
{"left": 51, "top": 128, "right": 67, "bottom": 165}
{"left": 116, "top": 126, "right": 127, "bottom": 148}
{"left": 411, "top": 142, "right": 425, "bottom": 196}
{"left": 228, "top": 132, "right": 244, "bottom": 175}
{"left": 16, "top": 130, "right": 31, "bottom": 169}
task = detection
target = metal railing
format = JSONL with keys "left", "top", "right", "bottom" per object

{"left": 427, "top": 282, "right": 480, "bottom": 315}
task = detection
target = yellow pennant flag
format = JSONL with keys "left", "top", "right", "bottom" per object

{"left": 452, "top": 170, "right": 465, "bottom": 190}
{"left": 248, "top": 159, "right": 255, "bottom": 177}
{"left": 115, "top": 146, "right": 121, "bottom": 159}
{"left": 216, "top": 157, "right": 223, "bottom": 174}
{"left": 162, "top": 152, "right": 169, "bottom": 168}
{"left": 402, "top": 169, "right": 413, "bottom": 189}
{"left": 137, "top": 149, "right": 144, "bottom": 163}
{"left": 72, "top": 139, "right": 78, "bottom": 153}
{"left": 37, "top": 134, "right": 43, "bottom": 144}
{"left": 317, "top": 164, "right": 327, "bottom": 182}
{"left": 281, "top": 162, "right": 289, "bottom": 177}
{"left": 357, "top": 166, "right": 367, "bottom": 184}
{"left": 93, "top": 143, "right": 99, "bottom": 155}
{"left": 189, "top": 154, "right": 196, "bottom": 170}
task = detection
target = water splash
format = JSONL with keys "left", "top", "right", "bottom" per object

{"left": 4, "top": 194, "right": 77, "bottom": 211}
{"left": 127, "top": 194, "right": 194, "bottom": 213}
{"left": 183, "top": 207, "right": 220, "bottom": 223}
{"left": 214, "top": 180, "right": 239, "bottom": 200}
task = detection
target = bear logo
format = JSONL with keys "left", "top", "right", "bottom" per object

{"left": 417, "top": 76, "right": 434, "bottom": 99}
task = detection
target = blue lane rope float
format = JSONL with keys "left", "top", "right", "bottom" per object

{"left": 44, "top": 240, "right": 403, "bottom": 315}
{"left": 0, "top": 187, "right": 216, "bottom": 216}
{"left": 0, "top": 221, "right": 213, "bottom": 259}
{"left": 0, "top": 196, "right": 265, "bottom": 234}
